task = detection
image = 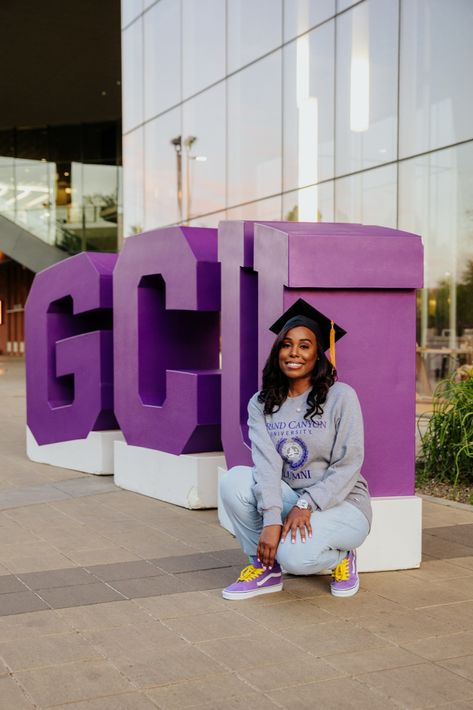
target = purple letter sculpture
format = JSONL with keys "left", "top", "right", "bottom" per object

{"left": 219, "top": 220, "right": 339, "bottom": 468}
{"left": 113, "top": 226, "right": 221, "bottom": 454}
{"left": 219, "top": 220, "right": 423, "bottom": 494}
{"left": 25, "top": 252, "right": 118, "bottom": 445}
{"left": 252, "top": 222, "right": 423, "bottom": 497}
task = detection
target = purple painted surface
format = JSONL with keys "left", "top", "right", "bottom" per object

{"left": 218, "top": 221, "right": 365, "bottom": 466}
{"left": 113, "top": 226, "right": 221, "bottom": 454}
{"left": 252, "top": 223, "right": 423, "bottom": 497}
{"left": 25, "top": 252, "right": 118, "bottom": 445}
{"left": 219, "top": 220, "right": 423, "bottom": 496}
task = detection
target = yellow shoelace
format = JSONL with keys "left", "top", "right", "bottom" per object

{"left": 237, "top": 564, "right": 264, "bottom": 582}
{"left": 332, "top": 556, "right": 350, "bottom": 582}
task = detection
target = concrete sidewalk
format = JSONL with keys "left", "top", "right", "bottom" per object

{"left": 1, "top": 357, "right": 473, "bottom": 709}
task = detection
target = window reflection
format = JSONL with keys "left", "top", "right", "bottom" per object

{"left": 337, "top": 0, "right": 360, "bottom": 12}
{"left": 282, "top": 183, "right": 334, "bottom": 223}
{"left": 121, "top": 0, "right": 143, "bottom": 28}
{"left": 284, "top": 22, "right": 335, "bottom": 191}
{"left": 123, "top": 128, "right": 144, "bottom": 237}
{"left": 144, "top": 0, "right": 181, "bottom": 120}
{"left": 0, "top": 158, "right": 15, "bottom": 221}
{"left": 144, "top": 108, "right": 182, "bottom": 229}
{"left": 399, "top": 143, "right": 473, "bottom": 360}
{"left": 182, "top": 83, "right": 226, "bottom": 219}
{"left": 335, "top": 164, "right": 397, "bottom": 226}
{"left": 228, "top": 53, "right": 282, "bottom": 206}
{"left": 335, "top": 0, "right": 398, "bottom": 175}
{"left": 188, "top": 210, "right": 226, "bottom": 228}
{"left": 399, "top": 143, "right": 473, "bottom": 395}
{"left": 226, "top": 196, "right": 282, "bottom": 220}
{"left": 7, "top": 159, "right": 55, "bottom": 244}
{"left": 284, "top": 0, "right": 335, "bottom": 41}
{"left": 122, "top": 18, "right": 144, "bottom": 132}
{"left": 227, "top": 0, "right": 282, "bottom": 73}
{"left": 399, "top": 0, "right": 473, "bottom": 158}
{"left": 182, "top": 0, "right": 225, "bottom": 99}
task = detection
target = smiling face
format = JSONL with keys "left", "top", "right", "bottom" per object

{"left": 278, "top": 325, "right": 317, "bottom": 389}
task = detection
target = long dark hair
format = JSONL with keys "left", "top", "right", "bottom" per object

{"left": 258, "top": 316, "right": 336, "bottom": 419}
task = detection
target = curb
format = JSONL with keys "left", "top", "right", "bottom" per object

{"left": 418, "top": 493, "right": 473, "bottom": 512}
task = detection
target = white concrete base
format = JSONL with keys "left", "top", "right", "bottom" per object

{"left": 357, "top": 496, "right": 422, "bottom": 571}
{"left": 217, "top": 467, "right": 422, "bottom": 572}
{"left": 114, "top": 441, "right": 226, "bottom": 509}
{"left": 26, "top": 426, "right": 124, "bottom": 475}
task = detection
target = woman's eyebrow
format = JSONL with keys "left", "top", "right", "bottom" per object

{"left": 282, "top": 337, "right": 313, "bottom": 343}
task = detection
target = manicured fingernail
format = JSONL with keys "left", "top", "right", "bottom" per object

{"left": 292, "top": 539, "right": 295, "bottom": 544}
{"left": 309, "top": 534, "right": 312, "bottom": 538}
{"left": 269, "top": 565, "right": 273, "bottom": 570}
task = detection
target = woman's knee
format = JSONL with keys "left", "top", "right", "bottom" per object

{"left": 277, "top": 537, "right": 326, "bottom": 576}
{"left": 219, "top": 466, "right": 254, "bottom": 508}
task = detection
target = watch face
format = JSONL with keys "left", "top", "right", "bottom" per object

{"left": 297, "top": 500, "right": 309, "bottom": 509}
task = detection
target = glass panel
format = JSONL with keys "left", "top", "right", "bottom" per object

{"left": 335, "top": 0, "right": 398, "bottom": 176}
{"left": 228, "top": 53, "right": 282, "bottom": 206}
{"left": 334, "top": 164, "right": 397, "bottom": 227}
{"left": 68, "top": 164, "right": 119, "bottom": 252}
{"left": 283, "top": 21, "right": 335, "bottom": 191}
{"left": 399, "top": 0, "right": 473, "bottom": 159}
{"left": 188, "top": 210, "right": 226, "bottom": 227}
{"left": 0, "top": 157, "right": 16, "bottom": 221}
{"left": 13, "top": 159, "right": 56, "bottom": 244}
{"left": 182, "top": 83, "right": 226, "bottom": 219}
{"left": 123, "top": 128, "right": 144, "bottom": 237}
{"left": 284, "top": 0, "right": 335, "bottom": 41}
{"left": 337, "top": 0, "right": 359, "bottom": 11}
{"left": 182, "top": 0, "right": 226, "bottom": 99}
{"left": 122, "top": 18, "right": 144, "bottom": 132}
{"left": 227, "top": 0, "right": 282, "bottom": 73}
{"left": 226, "top": 196, "right": 282, "bottom": 220}
{"left": 399, "top": 143, "right": 473, "bottom": 391}
{"left": 144, "top": 0, "right": 181, "bottom": 120}
{"left": 282, "top": 182, "right": 334, "bottom": 222}
{"left": 144, "top": 108, "right": 182, "bottom": 229}
{"left": 121, "top": 0, "right": 143, "bottom": 27}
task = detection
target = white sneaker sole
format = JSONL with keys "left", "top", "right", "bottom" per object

{"left": 222, "top": 583, "right": 283, "bottom": 600}
{"left": 330, "top": 579, "right": 360, "bottom": 597}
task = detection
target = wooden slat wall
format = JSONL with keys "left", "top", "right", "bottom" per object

{"left": 0, "top": 259, "right": 34, "bottom": 356}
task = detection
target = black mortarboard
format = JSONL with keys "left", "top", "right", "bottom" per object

{"left": 269, "top": 298, "right": 347, "bottom": 367}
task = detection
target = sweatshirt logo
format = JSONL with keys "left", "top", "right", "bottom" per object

{"left": 277, "top": 437, "right": 308, "bottom": 470}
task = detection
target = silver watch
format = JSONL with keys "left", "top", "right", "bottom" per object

{"left": 295, "top": 498, "right": 312, "bottom": 512}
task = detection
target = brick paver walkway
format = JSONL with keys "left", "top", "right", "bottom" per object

{"left": 1, "top": 356, "right": 473, "bottom": 709}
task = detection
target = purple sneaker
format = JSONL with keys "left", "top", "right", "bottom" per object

{"left": 331, "top": 550, "right": 359, "bottom": 597}
{"left": 222, "top": 558, "right": 283, "bottom": 600}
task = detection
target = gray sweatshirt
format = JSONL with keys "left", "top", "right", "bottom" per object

{"left": 248, "top": 381, "right": 372, "bottom": 527}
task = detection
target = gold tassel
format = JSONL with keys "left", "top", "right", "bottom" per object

{"left": 329, "top": 320, "right": 336, "bottom": 369}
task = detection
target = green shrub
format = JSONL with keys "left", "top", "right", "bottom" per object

{"left": 417, "top": 369, "right": 473, "bottom": 486}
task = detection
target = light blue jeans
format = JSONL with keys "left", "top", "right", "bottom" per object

{"left": 220, "top": 465, "right": 370, "bottom": 574}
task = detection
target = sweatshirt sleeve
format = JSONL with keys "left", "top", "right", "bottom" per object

{"left": 302, "top": 386, "right": 364, "bottom": 512}
{"left": 247, "top": 395, "right": 284, "bottom": 526}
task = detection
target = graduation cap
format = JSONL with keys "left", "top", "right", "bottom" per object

{"left": 269, "top": 298, "right": 347, "bottom": 368}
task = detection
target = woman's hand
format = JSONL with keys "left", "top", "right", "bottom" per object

{"left": 257, "top": 525, "right": 282, "bottom": 568}
{"left": 281, "top": 507, "right": 312, "bottom": 544}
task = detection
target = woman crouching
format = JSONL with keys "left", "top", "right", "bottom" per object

{"left": 220, "top": 300, "right": 372, "bottom": 600}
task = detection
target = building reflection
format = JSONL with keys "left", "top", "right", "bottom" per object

{"left": 119, "top": 0, "right": 473, "bottom": 398}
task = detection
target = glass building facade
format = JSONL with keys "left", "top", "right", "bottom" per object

{"left": 121, "top": 0, "right": 473, "bottom": 394}
{"left": 0, "top": 123, "right": 122, "bottom": 254}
